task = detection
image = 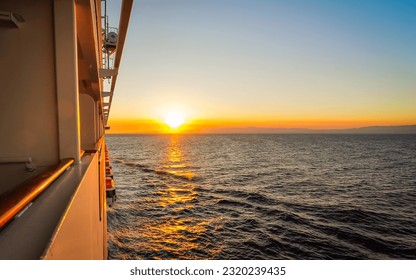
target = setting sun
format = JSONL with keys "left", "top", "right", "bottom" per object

{"left": 164, "top": 112, "right": 186, "bottom": 129}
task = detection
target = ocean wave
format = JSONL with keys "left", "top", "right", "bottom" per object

{"left": 114, "top": 158, "right": 199, "bottom": 181}
{"left": 107, "top": 134, "right": 416, "bottom": 259}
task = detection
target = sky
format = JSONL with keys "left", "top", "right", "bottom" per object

{"left": 106, "top": 0, "right": 416, "bottom": 133}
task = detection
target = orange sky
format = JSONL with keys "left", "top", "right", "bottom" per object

{"left": 107, "top": 117, "right": 416, "bottom": 134}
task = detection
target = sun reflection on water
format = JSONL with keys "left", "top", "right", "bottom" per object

{"left": 133, "top": 135, "right": 217, "bottom": 259}
{"left": 157, "top": 184, "right": 198, "bottom": 209}
{"left": 160, "top": 136, "right": 196, "bottom": 180}
{"left": 167, "top": 137, "right": 182, "bottom": 163}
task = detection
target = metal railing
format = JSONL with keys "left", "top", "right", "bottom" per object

{"left": 0, "top": 157, "right": 35, "bottom": 171}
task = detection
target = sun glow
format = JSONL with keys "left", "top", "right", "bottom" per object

{"left": 164, "top": 112, "right": 186, "bottom": 129}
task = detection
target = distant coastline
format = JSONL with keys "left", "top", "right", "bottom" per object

{"left": 107, "top": 125, "right": 416, "bottom": 135}
{"left": 318, "top": 125, "right": 416, "bottom": 134}
{"left": 204, "top": 125, "right": 416, "bottom": 134}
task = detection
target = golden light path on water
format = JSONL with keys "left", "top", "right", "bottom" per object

{"left": 133, "top": 136, "right": 220, "bottom": 259}
{"left": 162, "top": 136, "right": 195, "bottom": 181}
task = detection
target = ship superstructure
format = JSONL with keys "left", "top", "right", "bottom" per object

{"left": 0, "top": 0, "right": 133, "bottom": 259}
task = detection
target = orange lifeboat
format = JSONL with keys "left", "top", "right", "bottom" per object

{"left": 106, "top": 177, "right": 116, "bottom": 207}
{"left": 105, "top": 167, "right": 113, "bottom": 178}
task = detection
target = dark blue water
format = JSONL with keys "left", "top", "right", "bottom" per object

{"left": 106, "top": 134, "right": 416, "bottom": 259}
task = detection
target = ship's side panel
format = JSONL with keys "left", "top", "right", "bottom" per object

{"left": 80, "top": 94, "right": 98, "bottom": 151}
{"left": 100, "top": 141, "right": 108, "bottom": 260}
{"left": 0, "top": 0, "right": 59, "bottom": 192}
{"left": 53, "top": 0, "right": 82, "bottom": 162}
{"left": 43, "top": 151, "right": 105, "bottom": 259}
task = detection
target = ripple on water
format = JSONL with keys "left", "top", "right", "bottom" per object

{"left": 107, "top": 134, "right": 416, "bottom": 259}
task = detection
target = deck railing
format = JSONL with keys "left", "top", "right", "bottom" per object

{"left": 0, "top": 157, "right": 35, "bottom": 171}
{"left": 0, "top": 158, "right": 74, "bottom": 229}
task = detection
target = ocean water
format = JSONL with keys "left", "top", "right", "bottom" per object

{"left": 106, "top": 134, "right": 416, "bottom": 259}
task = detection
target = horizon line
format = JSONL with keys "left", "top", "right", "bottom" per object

{"left": 106, "top": 124, "right": 416, "bottom": 135}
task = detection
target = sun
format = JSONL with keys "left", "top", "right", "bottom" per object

{"left": 164, "top": 112, "right": 186, "bottom": 129}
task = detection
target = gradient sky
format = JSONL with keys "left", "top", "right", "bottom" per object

{"left": 107, "top": 0, "right": 416, "bottom": 133}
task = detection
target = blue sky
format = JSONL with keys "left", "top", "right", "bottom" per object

{"left": 107, "top": 0, "right": 416, "bottom": 132}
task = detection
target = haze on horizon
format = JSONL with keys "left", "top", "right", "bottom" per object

{"left": 107, "top": 0, "right": 416, "bottom": 134}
